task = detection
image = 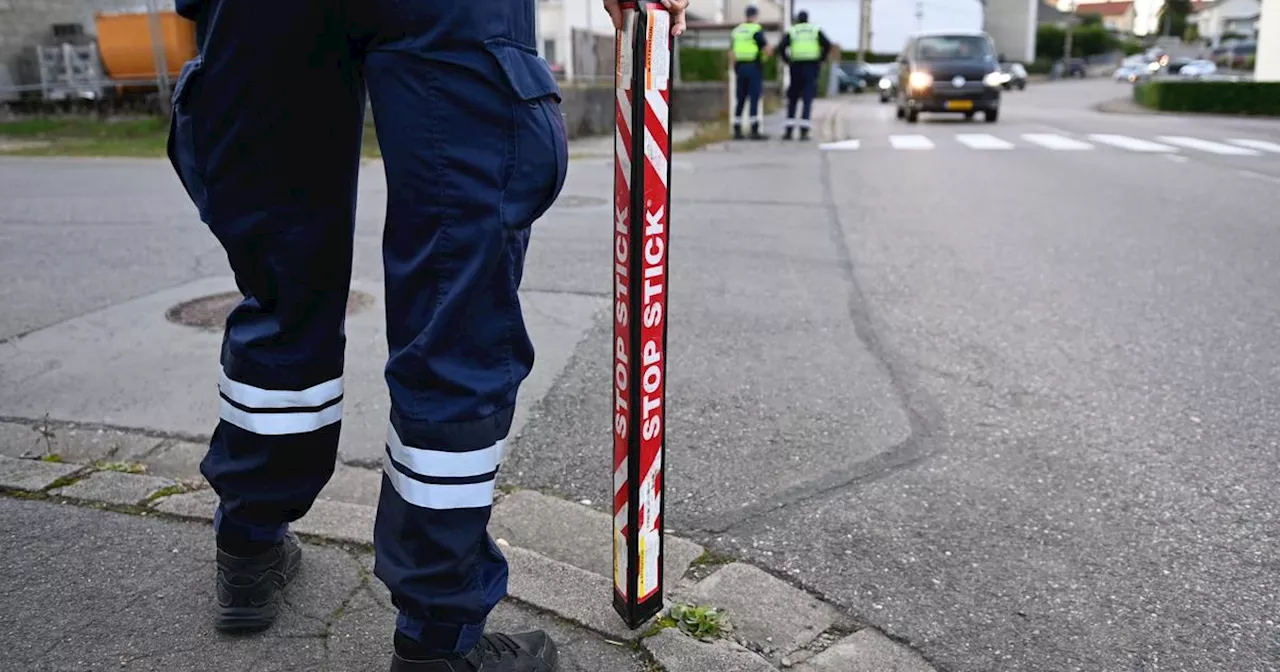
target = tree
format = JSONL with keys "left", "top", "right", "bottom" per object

{"left": 1158, "top": 0, "right": 1193, "bottom": 38}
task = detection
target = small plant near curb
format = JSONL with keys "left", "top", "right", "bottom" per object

{"left": 96, "top": 460, "right": 147, "bottom": 474}
{"left": 145, "top": 483, "right": 192, "bottom": 502}
{"left": 665, "top": 602, "right": 732, "bottom": 642}
{"left": 41, "top": 454, "right": 65, "bottom": 463}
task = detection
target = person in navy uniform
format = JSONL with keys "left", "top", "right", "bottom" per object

{"left": 775, "top": 10, "right": 833, "bottom": 141}
{"left": 730, "top": 5, "right": 770, "bottom": 140}
{"left": 167, "top": 0, "right": 687, "bottom": 670}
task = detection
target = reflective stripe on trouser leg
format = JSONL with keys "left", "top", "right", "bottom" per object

{"left": 365, "top": 4, "right": 568, "bottom": 653}
{"left": 176, "top": 0, "right": 364, "bottom": 548}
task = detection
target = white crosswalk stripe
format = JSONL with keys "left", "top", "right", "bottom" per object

{"left": 1087, "top": 134, "right": 1177, "bottom": 152}
{"left": 1156, "top": 136, "right": 1261, "bottom": 156}
{"left": 889, "top": 134, "right": 934, "bottom": 150}
{"left": 1021, "top": 133, "right": 1093, "bottom": 150}
{"left": 818, "top": 139, "right": 861, "bottom": 151}
{"left": 955, "top": 133, "right": 1014, "bottom": 150}
{"left": 1227, "top": 139, "right": 1280, "bottom": 153}
{"left": 815, "top": 133, "right": 1280, "bottom": 156}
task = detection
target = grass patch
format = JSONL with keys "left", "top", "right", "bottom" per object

{"left": 40, "top": 454, "right": 64, "bottom": 464}
{"left": 96, "top": 460, "right": 147, "bottom": 474}
{"left": 673, "top": 119, "right": 731, "bottom": 153}
{"left": 46, "top": 474, "right": 86, "bottom": 490}
{"left": 691, "top": 549, "right": 734, "bottom": 567}
{"left": 145, "top": 483, "right": 190, "bottom": 501}
{"left": 0, "top": 115, "right": 385, "bottom": 158}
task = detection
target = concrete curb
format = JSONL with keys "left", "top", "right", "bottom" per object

{"left": 0, "top": 452, "right": 938, "bottom": 672}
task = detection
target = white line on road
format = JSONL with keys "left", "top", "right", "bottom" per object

{"left": 1228, "top": 139, "right": 1280, "bottom": 153}
{"left": 1238, "top": 169, "right": 1280, "bottom": 185}
{"left": 1021, "top": 133, "right": 1094, "bottom": 151}
{"left": 818, "top": 139, "right": 861, "bottom": 151}
{"left": 1165, "top": 154, "right": 1190, "bottom": 163}
{"left": 1156, "top": 136, "right": 1261, "bottom": 156}
{"left": 889, "top": 134, "right": 934, "bottom": 150}
{"left": 955, "top": 133, "right": 1014, "bottom": 150}
{"left": 1087, "top": 134, "right": 1177, "bottom": 152}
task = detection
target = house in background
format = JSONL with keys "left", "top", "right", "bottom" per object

{"left": 1076, "top": 1, "right": 1139, "bottom": 33}
{"left": 1190, "top": 0, "right": 1262, "bottom": 45}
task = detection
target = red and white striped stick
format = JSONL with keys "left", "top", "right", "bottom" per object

{"left": 612, "top": 0, "right": 673, "bottom": 630}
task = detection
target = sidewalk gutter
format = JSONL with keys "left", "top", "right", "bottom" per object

{"left": 0, "top": 448, "right": 939, "bottom": 672}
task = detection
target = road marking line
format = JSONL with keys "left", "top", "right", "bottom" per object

{"left": 1021, "top": 133, "right": 1093, "bottom": 150}
{"left": 819, "top": 139, "right": 861, "bottom": 151}
{"left": 1156, "top": 136, "right": 1261, "bottom": 156}
{"left": 955, "top": 133, "right": 1014, "bottom": 150}
{"left": 1228, "top": 139, "right": 1280, "bottom": 153}
{"left": 1165, "top": 154, "right": 1189, "bottom": 163}
{"left": 1087, "top": 134, "right": 1177, "bottom": 152}
{"left": 889, "top": 134, "right": 934, "bottom": 150}
{"left": 1238, "top": 169, "right": 1280, "bottom": 185}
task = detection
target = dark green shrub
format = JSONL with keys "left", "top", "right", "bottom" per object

{"left": 1134, "top": 80, "right": 1280, "bottom": 116}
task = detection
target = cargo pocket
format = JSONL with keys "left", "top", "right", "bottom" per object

{"left": 167, "top": 57, "right": 209, "bottom": 220}
{"left": 485, "top": 38, "right": 568, "bottom": 230}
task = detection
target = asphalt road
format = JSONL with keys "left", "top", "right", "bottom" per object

{"left": 2, "top": 80, "right": 1279, "bottom": 672}
{"left": 514, "top": 80, "right": 1280, "bottom": 672}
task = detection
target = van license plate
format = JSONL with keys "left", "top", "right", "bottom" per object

{"left": 945, "top": 100, "right": 974, "bottom": 111}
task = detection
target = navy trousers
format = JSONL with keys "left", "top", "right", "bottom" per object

{"left": 786, "top": 61, "right": 820, "bottom": 130}
{"left": 167, "top": 0, "right": 567, "bottom": 654}
{"left": 733, "top": 62, "right": 764, "bottom": 128}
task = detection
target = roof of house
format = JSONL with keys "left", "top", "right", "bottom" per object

{"left": 1076, "top": 1, "right": 1135, "bottom": 17}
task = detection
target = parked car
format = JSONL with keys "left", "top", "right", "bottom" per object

{"left": 877, "top": 63, "right": 899, "bottom": 102}
{"left": 1053, "top": 58, "right": 1088, "bottom": 78}
{"left": 836, "top": 62, "right": 874, "bottom": 93}
{"left": 1000, "top": 62, "right": 1027, "bottom": 90}
{"left": 1113, "top": 64, "right": 1143, "bottom": 82}
{"left": 1178, "top": 59, "right": 1217, "bottom": 77}
{"left": 894, "top": 30, "right": 1003, "bottom": 123}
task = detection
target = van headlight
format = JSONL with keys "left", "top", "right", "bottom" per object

{"left": 908, "top": 71, "right": 932, "bottom": 89}
{"left": 983, "top": 71, "right": 1005, "bottom": 87}
{"left": 879, "top": 76, "right": 892, "bottom": 89}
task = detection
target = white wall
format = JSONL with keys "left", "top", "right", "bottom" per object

{"left": 801, "top": 0, "right": 984, "bottom": 54}
{"left": 1257, "top": 0, "right": 1279, "bottom": 81}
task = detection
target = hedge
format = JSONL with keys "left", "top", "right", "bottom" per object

{"left": 679, "top": 47, "right": 899, "bottom": 82}
{"left": 680, "top": 48, "right": 779, "bottom": 81}
{"left": 1134, "top": 80, "right": 1280, "bottom": 116}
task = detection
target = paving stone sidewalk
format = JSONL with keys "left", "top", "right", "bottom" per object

{"left": 0, "top": 424, "right": 939, "bottom": 672}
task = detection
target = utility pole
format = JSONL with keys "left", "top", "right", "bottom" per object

{"left": 858, "top": 0, "right": 872, "bottom": 63}
{"left": 915, "top": 1, "right": 924, "bottom": 31}
{"left": 144, "top": 0, "right": 170, "bottom": 116}
{"left": 1063, "top": 1, "right": 1077, "bottom": 60}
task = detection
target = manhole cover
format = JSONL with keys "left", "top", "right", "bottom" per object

{"left": 554, "top": 195, "right": 608, "bottom": 209}
{"left": 166, "top": 290, "right": 375, "bottom": 330}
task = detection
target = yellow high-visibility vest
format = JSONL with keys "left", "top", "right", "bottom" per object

{"left": 732, "top": 22, "right": 763, "bottom": 61}
{"left": 788, "top": 23, "right": 822, "bottom": 61}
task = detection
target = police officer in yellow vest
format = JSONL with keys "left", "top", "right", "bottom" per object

{"left": 776, "top": 10, "right": 833, "bottom": 141}
{"left": 731, "top": 5, "right": 769, "bottom": 141}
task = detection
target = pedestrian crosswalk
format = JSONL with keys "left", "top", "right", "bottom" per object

{"left": 819, "top": 133, "right": 1280, "bottom": 157}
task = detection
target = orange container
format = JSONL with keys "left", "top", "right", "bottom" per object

{"left": 94, "top": 10, "right": 197, "bottom": 81}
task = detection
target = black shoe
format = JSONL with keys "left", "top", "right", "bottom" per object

{"left": 732, "top": 125, "right": 745, "bottom": 140}
{"left": 749, "top": 123, "right": 768, "bottom": 141}
{"left": 214, "top": 531, "right": 302, "bottom": 634}
{"left": 390, "top": 631, "right": 558, "bottom": 672}
{"left": 782, "top": 127, "right": 794, "bottom": 140}
{"left": 799, "top": 127, "right": 810, "bottom": 141}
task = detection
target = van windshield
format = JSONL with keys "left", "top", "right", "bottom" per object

{"left": 914, "top": 35, "right": 993, "bottom": 61}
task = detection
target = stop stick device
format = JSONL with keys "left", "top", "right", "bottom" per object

{"left": 612, "top": 0, "right": 674, "bottom": 629}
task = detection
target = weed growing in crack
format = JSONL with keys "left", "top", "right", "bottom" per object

{"left": 661, "top": 602, "right": 732, "bottom": 642}
{"left": 96, "top": 461, "right": 147, "bottom": 474}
